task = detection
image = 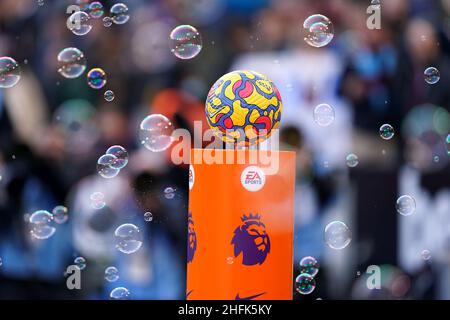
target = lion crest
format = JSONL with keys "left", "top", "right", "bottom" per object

{"left": 231, "top": 213, "right": 270, "bottom": 266}
{"left": 187, "top": 212, "right": 197, "bottom": 263}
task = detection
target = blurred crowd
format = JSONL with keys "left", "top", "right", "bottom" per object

{"left": 0, "top": 0, "right": 449, "bottom": 299}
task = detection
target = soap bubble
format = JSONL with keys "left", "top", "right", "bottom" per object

{"left": 421, "top": 249, "right": 431, "bottom": 261}
{"left": 87, "top": 68, "right": 107, "bottom": 89}
{"left": 313, "top": 103, "right": 335, "bottom": 126}
{"left": 74, "top": 256, "right": 86, "bottom": 270}
{"left": 105, "top": 266, "right": 119, "bottom": 282}
{"left": 139, "top": 114, "right": 174, "bottom": 152}
{"left": 164, "top": 187, "right": 176, "bottom": 199}
{"left": 169, "top": 25, "right": 203, "bottom": 60}
{"left": 303, "top": 14, "right": 334, "bottom": 48}
{"left": 57, "top": 47, "right": 86, "bottom": 79}
{"left": 144, "top": 212, "right": 153, "bottom": 222}
{"left": 52, "top": 205, "right": 69, "bottom": 224}
{"left": 110, "top": 3, "right": 130, "bottom": 25}
{"left": 324, "top": 221, "right": 352, "bottom": 250}
{"left": 371, "top": 0, "right": 381, "bottom": 9}
{"left": 396, "top": 195, "right": 416, "bottom": 216}
{"left": 379, "top": 124, "right": 395, "bottom": 140}
{"left": 0, "top": 57, "right": 21, "bottom": 88}
{"left": 104, "top": 90, "right": 115, "bottom": 102}
{"left": 110, "top": 287, "right": 131, "bottom": 300}
{"left": 29, "top": 210, "right": 56, "bottom": 240}
{"left": 103, "top": 16, "right": 113, "bottom": 27}
{"left": 97, "top": 154, "right": 120, "bottom": 179}
{"left": 424, "top": 67, "right": 440, "bottom": 84}
{"left": 295, "top": 273, "right": 316, "bottom": 295}
{"left": 346, "top": 153, "right": 359, "bottom": 168}
{"left": 114, "top": 223, "right": 143, "bottom": 254}
{"left": 90, "top": 191, "right": 106, "bottom": 209}
{"left": 106, "top": 145, "right": 128, "bottom": 169}
{"left": 89, "top": 1, "right": 104, "bottom": 19}
{"left": 299, "top": 256, "right": 320, "bottom": 277}
{"left": 68, "top": 11, "right": 92, "bottom": 36}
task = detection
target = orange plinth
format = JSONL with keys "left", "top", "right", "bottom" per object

{"left": 186, "top": 149, "right": 296, "bottom": 300}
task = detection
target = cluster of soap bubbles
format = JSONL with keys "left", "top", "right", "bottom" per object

{"left": 114, "top": 223, "right": 143, "bottom": 254}
{"left": 57, "top": 47, "right": 108, "bottom": 91}
{"left": 324, "top": 220, "right": 352, "bottom": 250}
{"left": 67, "top": 2, "right": 129, "bottom": 36}
{"left": 169, "top": 25, "right": 203, "bottom": 59}
{"left": 377, "top": 124, "right": 419, "bottom": 219}
{"left": 97, "top": 145, "right": 129, "bottom": 178}
{"left": 0, "top": 57, "right": 21, "bottom": 88}
{"left": 29, "top": 206, "right": 69, "bottom": 240}
{"left": 295, "top": 256, "right": 320, "bottom": 295}
{"left": 139, "top": 114, "right": 174, "bottom": 152}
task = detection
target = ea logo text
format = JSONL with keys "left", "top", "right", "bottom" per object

{"left": 241, "top": 166, "right": 266, "bottom": 192}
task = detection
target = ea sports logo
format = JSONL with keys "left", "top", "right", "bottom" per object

{"left": 241, "top": 166, "right": 266, "bottom": 192}
{"left": 189, "top": 165, "right": 195, "bottom": 190}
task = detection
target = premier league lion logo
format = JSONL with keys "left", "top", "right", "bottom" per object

{"left": 231, "top": 213, "right": 270, "bottom": 266}
{"left": 187, "top": 212, "right": 197, "bottom": 263}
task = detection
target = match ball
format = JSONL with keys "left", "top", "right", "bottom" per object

{"left": 205, "top": 70, "right": 282, "bottom": 146}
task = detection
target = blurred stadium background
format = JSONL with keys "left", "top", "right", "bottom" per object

{"left": 0, "top": 0, "right": 449, "bottom": 299}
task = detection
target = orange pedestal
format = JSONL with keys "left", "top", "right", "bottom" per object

{"left": 187, "top": 149, "right": 296, "bottom": 300}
